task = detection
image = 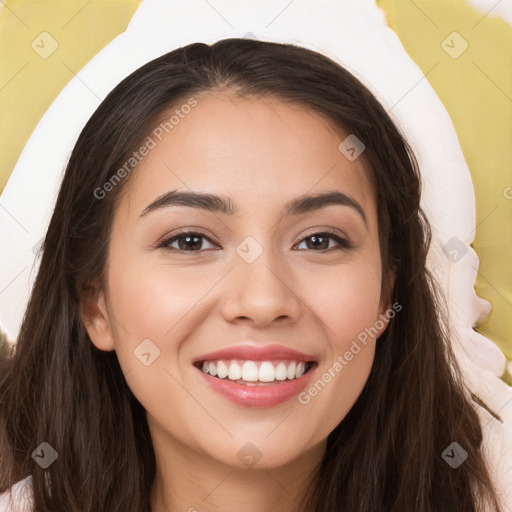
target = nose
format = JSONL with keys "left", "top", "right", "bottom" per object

{"left": 220, "top": 248, "right": 302, "bottom": 327}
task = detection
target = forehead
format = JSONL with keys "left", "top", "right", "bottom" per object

{"left": 121, "top": 91, "right": 376, "bottom": 221}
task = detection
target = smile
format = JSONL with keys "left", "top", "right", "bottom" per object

{"left": 193, "top": 359, "right": 318, "bottom": 407}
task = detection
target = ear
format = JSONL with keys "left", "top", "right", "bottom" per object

{"left": 79, "top": 283, "right": 115, "bottom": 352}
{"left": 375, "top": 266, "right": 397, "bottom": 338}
{"left": 379, "top": 266, "right": 396, "bottom": 314}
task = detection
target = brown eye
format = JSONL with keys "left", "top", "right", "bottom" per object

{"left": 158, "top": 231, "right": 217, "bottom": 252}
{"left": 296, "top": 232, "right": 352, "bottom": 251}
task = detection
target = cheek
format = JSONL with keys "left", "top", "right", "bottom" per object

{"left": 103, "top": 248, "right": 220, "bottom": 395}
{"left": 104, "top": 255, "right": 209, "bottom": 424}
{"left": 294, "top": 259, "right": 382, "bottom": 427}
{"left": 301, "top": 258, "right": 383, "bottom": 345}
{"left": 108, "top": 257, "right": 214, "bottom": 340}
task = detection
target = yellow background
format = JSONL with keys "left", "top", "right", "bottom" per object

{"left": 0, "top": 0, "right": 510, "bottom": 380}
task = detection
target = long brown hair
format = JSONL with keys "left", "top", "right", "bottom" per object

{"left": 0, "top": 38, "right": 504, "bottom": 511}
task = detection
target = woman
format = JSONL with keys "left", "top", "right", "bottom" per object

{"left": 0, "top": 38, "right": 504, "bottom": 511}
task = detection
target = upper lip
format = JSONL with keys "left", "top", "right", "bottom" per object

{"left": 192, "top": 343, "right": 317, "bottom": 364}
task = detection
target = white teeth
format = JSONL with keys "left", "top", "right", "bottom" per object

{"left": 228, "top": 362, "right": 242, "bottom": 380}
{"left": 275, "top": 362, "right": 288, "bottom": 381}
{"left": 259, "top": 362, "right": 275, "bottom": 382}
{"left": 287, "top": 361, "right": 296, "bottom": 380}
{"left": 241, "top": 361, "right": 259, "bottom": 381}
{"left": 198, "top": 359, "right": 311, "bottom": 383}
{"left": 217, "top": 361, "right": 229, "bottom": 379}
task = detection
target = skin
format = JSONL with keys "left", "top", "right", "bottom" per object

{"left": 81, "top": 91, "right": 394, "bottom": 512}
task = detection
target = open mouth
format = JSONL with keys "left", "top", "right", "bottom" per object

{"left": 193, "top": 359, "right": 317, "bottom": 386}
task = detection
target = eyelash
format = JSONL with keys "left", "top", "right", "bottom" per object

{"left": 156, "top": 229, "right": 353, "bottom": 253}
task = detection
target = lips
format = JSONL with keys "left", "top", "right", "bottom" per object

{"left": 192, "top": 343, "right": 318, "bottom": 407}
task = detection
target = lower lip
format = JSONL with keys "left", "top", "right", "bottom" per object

{"left": 194, "top": 363, "right": 317, "bottom": 408}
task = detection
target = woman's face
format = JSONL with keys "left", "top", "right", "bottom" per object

{"left": 83, "top": 92, "right": 392, "bottom": 470}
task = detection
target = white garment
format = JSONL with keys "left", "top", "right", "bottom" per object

{"left": 0, "top": 476, "right": 33, "bottom": 512}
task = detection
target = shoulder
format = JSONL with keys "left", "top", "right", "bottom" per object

{"left": 0, "top": 476, "right": 33, "bottom": 512}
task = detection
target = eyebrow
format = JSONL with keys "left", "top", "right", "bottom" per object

{"left": 139, "top": 189, "right": 368, "bottom": 227}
